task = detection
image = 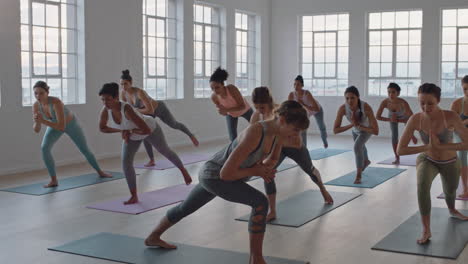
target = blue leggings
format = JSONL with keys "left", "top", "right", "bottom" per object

{"left": 352, "top": 131, "right": 371, "bottom": 169}
{"left": 41, "top": 118, "right": 101, "bottom": 177}
{"left": 312, "top": 108, "right": 328, "bottom": 146}
{"left": 226, "top": 108, "right": 253, "bottom": 141}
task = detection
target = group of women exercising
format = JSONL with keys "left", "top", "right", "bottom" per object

{"left": 31, "top": 66, "right": 468, "bottom": 263}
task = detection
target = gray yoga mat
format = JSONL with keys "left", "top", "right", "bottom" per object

{"left": 236, "top": 190, "right": 362, "bottom": 227}
{"left": 308, "top": 148, "right": 351, "bottom": 160}
{"left": 325, "top": 167, "right": 406, "bottom": 188}
{"left": 49, "top": 232, "right": 310, "bottom": 264}
{"left": 372, "top": 208, "right": 468, "bottom": 259}
{"left": 0, "top": 172, "right": 124, "bottom": 195}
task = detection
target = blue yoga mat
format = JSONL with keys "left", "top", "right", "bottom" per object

{"left": 49, "top": 232, "right": 310, "bottom": 264}
{"left": 325, "top": 167, "right": 406, "bottom": 188}
{"left": 0, "top": 172, "right": 124, "bottom": 195}
{"left": 372, "top": 208, "right": 468, "bottom": 259}
{"left": 308, "top": 148, "right": 350, "bottom": 160}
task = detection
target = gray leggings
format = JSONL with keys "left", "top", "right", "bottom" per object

{"left": 167, "top": 177, "right": 268, "bottom": 233}
{"left": 226, "top": 108, "right": 253, "bottom": 141}
{"left": 144, "top": 101, "right": 194, "bottom": 160}
{"left": 352, "top": 131, "right": 372, "bottom": 169}
{"left": 123, "top": 125, "right": 184, "bottom": 190}
{"left": 313, "top": 108, "right": 328, "bottom": 146}
{"left": 264, "top": 145, "right": 319, "bottom": 195}
{"left": 390, "top": 122, "right": 399, "bottom": 145}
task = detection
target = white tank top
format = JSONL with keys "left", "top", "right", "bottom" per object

{"left": 107, "top": 102, "right": 157, "bottom": 140}
{"left": 292, "top": 91, "right": 321, "bottom": 116}
{"left": 345, "top": 100, "right": 370, "bottom": 133}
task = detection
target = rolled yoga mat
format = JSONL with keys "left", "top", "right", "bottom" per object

{"left": 325, "top": 167, "right": 406, "bottom": 189}
{"left": 308, "top": 148, "right": 351, "bottom": 160}
{"left": 0, "top": 171, "right": 124, "bottom": 196}
{"left": 236, "top": 190, "right": 362, "bottom": 227}
{"left": 49, "top": 232, "right": 310, "bottom": 264}
{"left": 377, "top": 154, "right": 418, "bottom": 166}
{"left": 135, "top": 153, "right": 211, "bottom": 170}
{"left": 86, "top": 184, "right": 195, "bottom": 215}
{"left": 372, "top": 208, "right": 468, "bottom": 259}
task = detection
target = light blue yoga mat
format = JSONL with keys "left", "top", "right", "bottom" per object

{"left": 308, "top": 148, "right": 350, "bottom": 160}
{"left": 49, "top": 232, "right": 310, "bottom": 264}
{"left": 0, "top": 172, "right": 124, "bottom": 195}
{"left": 325, "top": 167, "right": 406, "bottom": 188}
{"left": 372, "top": 208, "right": 468, "bottom": 259}
{"left": 236, "top": 190, "right": 361, "bottom": 227}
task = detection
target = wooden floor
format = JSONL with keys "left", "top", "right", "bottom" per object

{"left": 1, "top": 135, "right": 467, "bottom": 264}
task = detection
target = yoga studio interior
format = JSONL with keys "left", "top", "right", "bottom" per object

{"left": 1, "top": 0, "right": 468, "bottom": 263}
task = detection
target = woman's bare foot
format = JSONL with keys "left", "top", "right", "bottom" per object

{"left": 363, "top": 160, "right": 371, "bottom": 171}
{"left": 266, "top": 211, "right": 276, "bottom": 222}
{"left": 449, "top": 209, "right": 468, "bottom": 220}
{"left": 144, "top": 160, "right": 156, "bottom": 167}
{"left": 324, "top": 143, "right": 328, "bottom": 149}
{"left": 144, "top": 236, "right": 177, "bottom": 249}
{"left": 43, "top": 180, "right": 58, "bottom": 188}
{"left": 181, "top": 169, "right": 192, "bottom": 185}
{"left": 190, "top": 135, "right": 199, "bottom": 147}
{"left": 417, "top": 230, "right": 432, "bottom": 244}
{"left": 354, "top": 176, "right": 362, "bottom": 184}
{"left": 458, "top": 190, "right": 468, "bottom": 199}
{"left": 124, "top": 195, "right": 139, "bottom": 205}
{"left": 98, "top": 171, "right": 112, "bottom": 178}
{"left": 392, "top": 158, "right": 400, "bottom": 164}
{"left": 250, "top": 255, "right": 267, "bottom": 264}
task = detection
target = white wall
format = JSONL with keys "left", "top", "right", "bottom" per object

{"left": 270, "top": 0, "right": 468, "bottom": 138}
{"left": 0, "top": 0, "right": 271, "bottom": 176}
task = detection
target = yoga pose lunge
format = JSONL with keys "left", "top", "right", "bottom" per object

{"left": 397, "top": 83, "right": 468, "bottom": 244}
{"left": 450, "top": 76, "right": 468, "bottom": 198}
{"left": 251, "top": 87, "right": 333, "bottom": 221}
{"left": 120, "top": 70, "right": 199, "bottom": 167}
{"left": 145, "top": 101, "right": 309, "bottom": 264}
{"left": 376, "top": 83, "right": 418, "bottom": 164}
{"left": 289, "top": 75, "right": 328, "bottom": 148}
{"left": 210, "top": 67, "right": 253, "bottom": 141}
{"left": 32, "top": 81, "right": 111, "bottom": 188}
{"left": 333, "top": 86, "right": 379, "bottom": 184}
{"left": 98, "top": 83, "right": 192, "bottom": 205}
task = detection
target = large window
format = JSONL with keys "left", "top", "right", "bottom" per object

{"left": 441, "top": 8, "right": 468, "bottom": 98}
{"left": 21, "top": 0, "right": 80, "bottom": 106}
{"left": 367, "top": 10, "right": 422, "bottom": 97}
{"left": 194, "top": 3, "right": 221, "bottom": 98}
{"left": 143, "top": 0, "right": 181, "bottom": 99}
{"left": 235, "top": 12, "right": 260, "bottom": 96}
{"left": 300, "top": 13, "right": 349, "bottom": 96}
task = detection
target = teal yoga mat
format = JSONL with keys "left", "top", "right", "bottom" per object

{"left": 236, "top": 190, "right": 361, "bottom": 227}
{"left": 49, "top": 232, "right": 310, "bottom": 264}
{"left": 1, "top": 172, "right": 124, "bottom": 195}
{"left": 308, "top": 148, "right": 351, "bottom": 160}
{"left": 325, "top": 167, "right": 406, "bottom": 188}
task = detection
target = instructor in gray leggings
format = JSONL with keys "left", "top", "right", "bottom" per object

{"left": 334, "top": 86, "right": 379, "bottom": 184}
{"left": 98, "top": 83, "right": 192, "bottom": 205}
{"left": 250, "top": 87, "right": 333, "bottom": 221}
{"left": 120, "top": 70, "right": 199, "bottom": 167}
{"left": 145, "top": 101, "right": 310, "bottom": 264}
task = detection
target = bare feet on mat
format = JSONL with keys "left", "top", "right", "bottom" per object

{"left": 321, "top": 189, "right": 334, "bottom": 204}
{"left": 43, "top": 180, "right": 58, "bottom": 188}
{"left": 324, "top": 143, "right": 328, "bottom": 149}
{"left": 181, "top": 169, "right": 192, "bottom": 185}
{"left": 266, "top": 211, "right": 276, "bottom": 222}
{"left": 124, "top": 195, "right": 139, "bottom": 205}
{"left": 144, "top": 160, "right": 156, "bottom": 167}
{"left": 417, "top": 230, "right": 432, "bottom": 244}
{"left": 354, "top": 176, "right": 362, "bottom": 184}
{"left": 363, "top": 160, "right": 371, "bottom": 171}
{"left": 392, "top": 158, "right": 400, "bottom": 164}
{"left": 190, "top": 135, "right": 199, "bottom": 147}
{"left": 145, "top": 236, "right": 177, "bottom": 249}
{"left": 250, "top": 256, "right": 267, "bottom": 264}
{"left": 449, "top": 209, "right": 468, "bottom": 220}
{"left": 458, "top": 191, "right": 468, "bottom": 199}
{"left": 98, "top": 171, "right": 112, "bottom": 178}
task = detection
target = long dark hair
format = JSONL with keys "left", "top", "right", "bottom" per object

{"left": 210, "top": 67, "right": 228, "bottom": 83}
{"left": 345, "top": 86, "right": 362, "bottom": 120}
{"left": 252, "top": 86, "right": 274, "bottom": 109}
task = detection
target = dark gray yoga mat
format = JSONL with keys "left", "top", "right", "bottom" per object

{"left": 236, "top": 190, "right": 362, "bottom": 227}
{"left": 0, "top": 172, "right": 124, "bottom": 195}
{"left": 49, "top": 232, "right": 310, "bottom": 264}
{"left": 325, "top": 167, "right": 406, "bottom": 188}
{"left": 372, "top": 208, "right": 468, "bottom": 259}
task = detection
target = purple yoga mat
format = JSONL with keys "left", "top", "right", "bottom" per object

{"left": 135, "top": 153, "right": 211, "bottom": 170}
{"left": 86, "top": 184, "right": 195, "bottom": 214}
{"left": 377, "top": 154, "right": 418, "bottom": 166}
{"left": 437, "top": 184, "right": 468, "bottom": 201}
